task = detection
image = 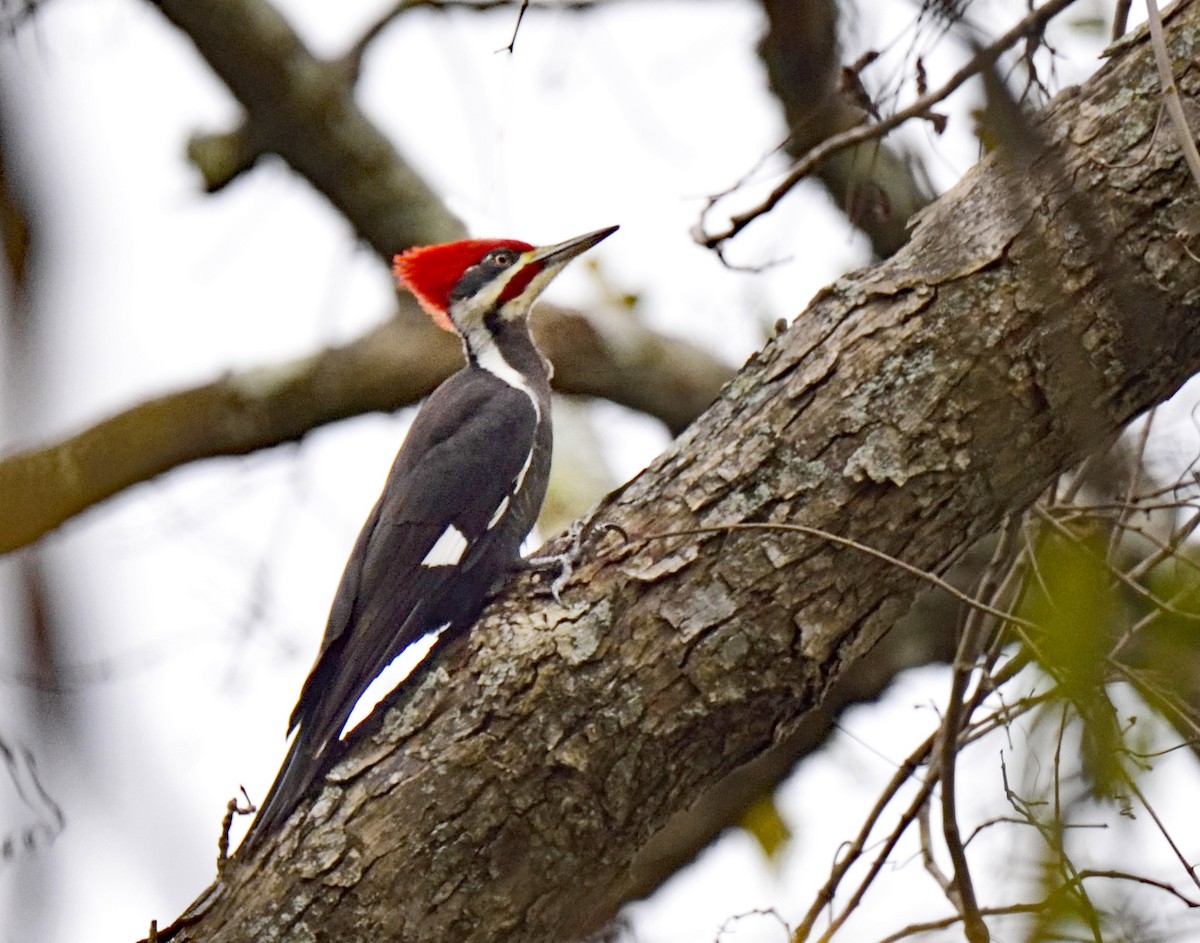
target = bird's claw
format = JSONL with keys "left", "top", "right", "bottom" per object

{"left": 523, "top": 518, "right": 627, "bottom": 605}
{"left": 523, "top": 553, "right": 572, "bottom": 605}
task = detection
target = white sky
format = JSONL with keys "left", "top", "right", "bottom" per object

{"left": 2, "top": 1, "right": 1199, "bottom": 942}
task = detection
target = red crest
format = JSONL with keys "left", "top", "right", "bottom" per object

{"left": 393, "top": 239, "right": 534, "bottom": 332}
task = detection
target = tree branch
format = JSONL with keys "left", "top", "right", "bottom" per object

{"left": 149, "top": 0, "right": 463, "bottom": 255}
{"left": 158, "top": 2, "right": 1200, "bottom": 938}
{"left": 0, "top": 301, "right": 731, "bottom": 555}
{"left": 755, "top": 0, "right": 933, "bottom": 259}
{"left": 696, "top": 0, "right": 1083, "bottom": 251}
{"left": 0, "top": 0, "right": 739, "bottom": 555}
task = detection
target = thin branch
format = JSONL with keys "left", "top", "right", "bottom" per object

{"left": 339, "top": 0, "right": 603, "bottom": 75}
{"left": 999, "top": 736, "right": 1107, "bottom": 943}
{"left": 935, "top": 517, "right": 1023, "bottom": 942}
{"left": 872, "top": 904, "right": 1041, "bottom": 943}
{"left": 0, "top": 310, "right": 732, "bottom": 556}
{"left": 874, "top": 871, "right": 1199, "bottom": 943}
{"left": 807, "top": 669, "right": 1048, "bottom": 943}
{"left": 792, "top": 731, "right": 939, "bottom": 942}
{"left": 808, "top": 756, "right": 942, "bottom": 943}
{"left": 501, "top": 0, "right": 529, "bottom": 52}
{"left": 1072, "top": 869, "right": 1200, "bottom": 908}
{"left": 1105, "top": 407, "right": 1156, "bottom": 564}
{"left": 1110, "top": 661, "right": 1200, "bottom": 744}
{"left": 1034, "top": 506, "right": 1200, "bottom": 623}
{"left": 1123, "top": 773, "right": 1200, "bottom": 892}
{"left": 1146, "top": 0, "right": 1200, "bottom": 193}
{"left": 630, "top": 522, "right": 1039, "bottom": 633}
{"left": 340, "top": 0, "right": 421, "bottom": 79}
{"left": 795, "top": 652, "right": 1044, "bottom": 941}
{"left": 1120, "top": 507, "right": 1200, "bottom": 583}
{"left": 693, "top": 0, "right": 1084, "bottom": 250}
{"left": 918, "top": 800, "right": 955, "bottom": 895}
{"left": 1112, "top": 0, "right": 1133, "bottom": 41}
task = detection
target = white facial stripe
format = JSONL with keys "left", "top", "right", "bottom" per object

{"left": 449, "top": 251, "right": 563, "bottom": 335}
{"left": 421, "top": 525, "right": 469, "bottom": 567}
{"left": 464, "top": 257, "right": 529, "bottom": 318}
{"left": 487, "top": 495, "right": 511, "bottom": 530}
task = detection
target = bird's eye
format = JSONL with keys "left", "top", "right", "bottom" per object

{"left": 491, "top": 251, "right": 513, "bottom": 267}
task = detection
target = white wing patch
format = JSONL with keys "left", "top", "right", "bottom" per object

{"left": 339, "top": 623, "right": 450, "bottom": 738}
{"left": 421, "top": 524, "right": 469, "bottom": 567}
{"left": 513, "top": 447, "right": 535, "bottom": 494}
{"left": 487, "top": 495, "right": 511, "bottom": 530}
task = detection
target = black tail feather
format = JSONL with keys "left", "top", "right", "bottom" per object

{"left": 238, "top": 627, "right": 466, "bottom": 856}
{"left": 239, "top": 728, "right": 328, "bottom": 853}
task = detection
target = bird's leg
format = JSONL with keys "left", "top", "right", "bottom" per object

{"left": 519, "top": 546, "right": 576, "bottom": 605}
{"left": 522, "top": 518, "right": 627, "bottom": 603}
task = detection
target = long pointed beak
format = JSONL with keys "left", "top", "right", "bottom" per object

{"left": 530, "top": 225, "right": 619, "bottom": 267}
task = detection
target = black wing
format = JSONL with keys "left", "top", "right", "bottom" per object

{"left": 247, "top": 368, "right": 548, "bottom": 841}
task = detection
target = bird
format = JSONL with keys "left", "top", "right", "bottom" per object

{"left": 244, "top": 224, "right": 619, "bottom": 845}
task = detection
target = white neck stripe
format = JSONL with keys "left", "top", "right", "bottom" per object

{"left": 476, "top": 344, "right": 540, "bottom": 418}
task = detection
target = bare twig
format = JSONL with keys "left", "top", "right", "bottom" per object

{"left": 1106, "top": 407, "right": 1156, "bottom": 564}
{"left": 1034, "top": 507, "right": 1200, "bottom": 623}
{"left": 694, "top": 0, "right": 1083, "bottom": 250}
{"left": 934, "top": 518, "right": 1023, "bottom": 942}
{"left": 918, "top": 800, "right": 955, "bottom": 895}
{"left": 1111, "top": 661, "right": 1200, "bottom": 743}
{"left": 1001, "top": 737, "right": 1107, "bottom": 943}
{"left": 340, "top": 0, "right": 602, "bottom": 71}
{"left": 872, "top": 904, "right": 1042, "bottom": 943}
{"left": 807, "top": 758, "right": 942, "bottom": 943}
{"left": 1120, "top": 505, "right": 1200, "bottom": 585}
{"left": 873, "top": 871, "right": 1199, "bottom": 943}
{"left": 1112, "top": 0, "right": 1134, "bottom": 40}
{"left": 1071, "top": 868, "right": 1200, "bottom": 908}
{"left": 793, "top": 650, "right": 1044, "bottom": 942}
{"left": 1123, "top": 773, "right": 1200, "bottom": 892}
{"left": 1146, "top": 0, "right": 1200, "bottom": 193}
{"left": 501, "top": 0, "right": 529, "bottom": 52}
{"left": 631, "top": 522, "right": 1039, "bottom": 633}
{"left": 791, "top": 731, "right": 939, "bottom": 942}
{"left": 217, "top": 787, "right": 255, "bottom": 874}
{"left": 807, "top": 670, "right": 1049, "bottom": 942}
{"left": 340, "top": 0, "right": 420, "bottom": 79}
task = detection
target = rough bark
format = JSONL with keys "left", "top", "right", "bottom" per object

{"left": 617, "top": 545, "right": 976, "bottom": 900}
{"left": 158, "top": 4, "right": 1200, "bottom": 941}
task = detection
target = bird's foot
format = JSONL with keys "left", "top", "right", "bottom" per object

{"left": 520, "top": 546, "right": 575, "bottom": 605}
{"left": 522, "top": 518, "right": 627, "bottom": 604}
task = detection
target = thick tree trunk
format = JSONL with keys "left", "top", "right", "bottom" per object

{"left": 164, "top": 3, "right": 1200, "bottom": 940}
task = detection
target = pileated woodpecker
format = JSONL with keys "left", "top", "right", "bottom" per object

{"left": 246, "top": 225, "right": 618, "bottom": 843}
